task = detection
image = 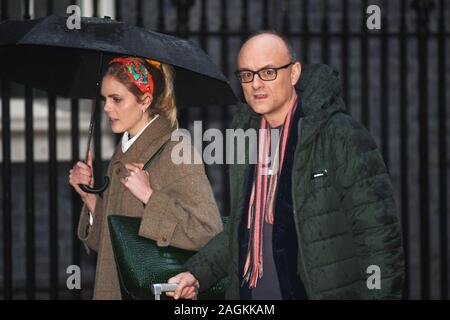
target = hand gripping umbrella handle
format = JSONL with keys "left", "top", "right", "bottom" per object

{"left": 79, "top": 52, "right": 110, "bottom": 195}
{"left": 79, "top": 176, "right": 110, "bottom": 194}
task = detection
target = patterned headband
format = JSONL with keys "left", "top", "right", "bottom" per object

{"left": 109, "top": 57, "right": 161, "bottom": 95}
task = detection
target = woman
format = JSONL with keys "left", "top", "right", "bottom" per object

{"left": 68, "top": 57, "right": 223, "bottom": 299}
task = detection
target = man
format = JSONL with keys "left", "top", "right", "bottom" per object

{"left": 168, "top": 31, "right": 405, "bottom": 299}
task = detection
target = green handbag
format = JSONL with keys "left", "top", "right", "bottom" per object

{"left": 108, "top": 215, "right": 228, "bottom": 300}
{"left": 107, "top": 140, "right": 227, "bottom": 300}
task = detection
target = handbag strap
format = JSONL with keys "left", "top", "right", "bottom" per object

{"left": 143, "top": 139, "right": 170, "bottom": 170}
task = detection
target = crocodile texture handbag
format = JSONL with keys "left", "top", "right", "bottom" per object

{"left": 108, "top": 215, "right": 227, "bottom": 300}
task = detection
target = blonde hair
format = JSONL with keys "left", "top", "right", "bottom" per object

{"left": 106, "top": 58, "right": 178, "bottom": 127}
{"left": 153, "top": 63, "right": 177, "bottom": 127}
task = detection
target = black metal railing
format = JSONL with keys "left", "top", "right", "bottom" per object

{"left": 1, "top": 0, "right": 11, "bottom": 301}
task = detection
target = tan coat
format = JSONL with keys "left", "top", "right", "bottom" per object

{"left": 77, "top": 115, "right": 223, "bottom": 299}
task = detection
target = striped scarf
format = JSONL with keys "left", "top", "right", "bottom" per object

{"left": 243, "top": 97, "right": 298, "bottom": 289}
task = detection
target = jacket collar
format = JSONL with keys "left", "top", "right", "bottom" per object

{"left": 111, "top": 114, "right": 174, "bottom": 166}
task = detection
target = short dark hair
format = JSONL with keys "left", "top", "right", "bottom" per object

{"left": 244, "top": 30, "right": 298, "bottom": 62}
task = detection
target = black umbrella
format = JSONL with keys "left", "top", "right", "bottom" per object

{"left": 0, "top": 15, "right": 237, "bottom": 193}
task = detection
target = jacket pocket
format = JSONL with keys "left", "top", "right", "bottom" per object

{"left": 309, "top": 169, "right": 331, "bottom": 193}
{"left": 310, "top": 169, "right": 328, "bottom": 180}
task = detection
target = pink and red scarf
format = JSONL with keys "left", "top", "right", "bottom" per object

{"left": 243, "top": 96, "right": 298, "bottom": 289}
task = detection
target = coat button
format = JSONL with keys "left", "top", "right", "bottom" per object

{"left": 115, "top": 168, "right": 121, "bottom": 175}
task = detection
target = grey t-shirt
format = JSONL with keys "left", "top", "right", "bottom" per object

{"left": 251, "top": 221, "right": 283, "bottom": 299}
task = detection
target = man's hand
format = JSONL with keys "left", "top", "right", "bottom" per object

{"left": 166, "top": 272, "right": 200, "bottom": 300}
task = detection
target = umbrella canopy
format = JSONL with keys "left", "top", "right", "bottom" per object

{"left": 0, "top": 14, "right": 237, "bottom": 107}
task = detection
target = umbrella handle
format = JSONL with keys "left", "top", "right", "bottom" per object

{"left": 79, "top": 176, "right": 110, "bottom": 194}
{"left": 79, "top": 52, "right": 110, "bottom": 195}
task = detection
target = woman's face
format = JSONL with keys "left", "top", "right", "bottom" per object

{"left": 101, "top": 75, "right": 151, "bottom": 137}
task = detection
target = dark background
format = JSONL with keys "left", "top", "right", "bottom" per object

{"left": 0, "top": 0, "right": 449, "bottom": 300}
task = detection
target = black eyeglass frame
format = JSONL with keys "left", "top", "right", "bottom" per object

{"left": 234, "top": 62, "right": 295, "bottom": 83}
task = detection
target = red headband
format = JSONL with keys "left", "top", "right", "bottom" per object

{"left": 109, "top": 57, "right": 155, "bottom": 95}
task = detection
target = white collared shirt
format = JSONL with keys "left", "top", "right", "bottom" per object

{"left": 121, "top": 114, "right": 160, "bottom": 153}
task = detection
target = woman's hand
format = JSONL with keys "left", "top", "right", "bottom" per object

{"left": 121, "top": 162, "right": 153, "bottom": 204}
{"left": 69, "top": 150, "right": 96, "bottom": 212}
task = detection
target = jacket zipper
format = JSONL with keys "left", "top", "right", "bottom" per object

{"left": 291, "top": 117, "right": 313, "bottom": 298}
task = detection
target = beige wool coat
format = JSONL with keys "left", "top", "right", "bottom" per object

{"left": 77, "top": 115, "right": 223, "bottom": 299}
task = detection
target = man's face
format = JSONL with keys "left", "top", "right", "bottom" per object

{"left": 237, "top": 35, "right": 301, "bottom": 125}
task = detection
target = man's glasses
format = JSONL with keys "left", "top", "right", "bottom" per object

{"left": 235, "top": 62, "right": 294, "bottom": 83}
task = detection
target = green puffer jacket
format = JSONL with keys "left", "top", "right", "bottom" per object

{"left": 186, "top": 63, "right": 405, "bottom": 299}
